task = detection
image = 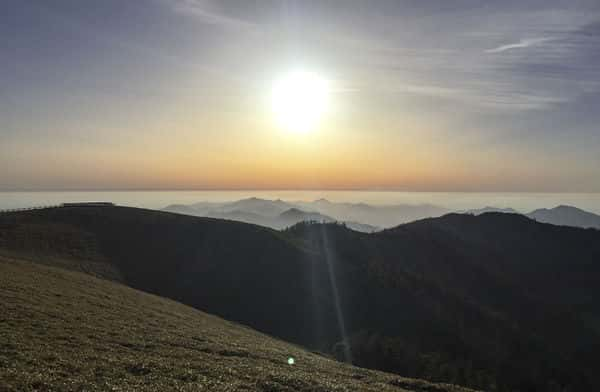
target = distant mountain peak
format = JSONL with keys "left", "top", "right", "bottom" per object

{"left": 555, "top": 205, "right": 582, "bottom": 211}
{"left": 239, "top": 197, "right": 264, "bottom": 202}
{"left": 279, "top": 207, "right": 332, "bottom": 221}
{"left": 464, "top": 206, "right": 519, "bottom": 215}
{"left": 527, "top": 205, "right": 600, "bottom": 229}
{"left": 164, "top": 197, "right": 449, "bottom": 231}
{"left": 279, "top": 207, "right": 305, "bottom": 216}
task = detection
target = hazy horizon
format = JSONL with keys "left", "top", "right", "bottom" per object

{"left": 3, "top": 190, "right": 600, "bottom": 214}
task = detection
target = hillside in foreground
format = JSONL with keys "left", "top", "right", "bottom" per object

{"left": 0, "top": 255, "right": 473, "bottom": 392}
{"left": 2, "top": 206, "right": 600, "bottom": 391}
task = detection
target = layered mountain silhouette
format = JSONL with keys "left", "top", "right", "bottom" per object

{"left": 164, "top": 198, "right": 380, "bottom": 232}
{"left": 165, "top": 197, "right": 600, "bottom": 233}
{"left": 164, "top": 197, "right": 449, "bottom": 231}
{"left": 294, "top": 198, "right": 450, "bottom": 227}
{"left": 1, "top": 206, "right": 600, "bottom": 391}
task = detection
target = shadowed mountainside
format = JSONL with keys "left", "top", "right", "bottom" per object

{"left": 1, "top": 206, "right": 599, "bottom": 391}
{"left": 0, "top": 256, "right": 475, "bottom": 392}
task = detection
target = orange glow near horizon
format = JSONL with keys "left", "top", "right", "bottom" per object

{"left": 2, "top": 97, "right": 588, "bottom": 193}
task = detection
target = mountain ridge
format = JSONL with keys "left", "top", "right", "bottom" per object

{"left": 164, "top": 197, "right": 600, "bottom": 232}
{"left": 1, "top": 206, "right": 599, "bottom": 391}
{"left": 164, "top": 199, "right": 382, "bottom": 231}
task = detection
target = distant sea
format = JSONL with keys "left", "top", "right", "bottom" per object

{"left": 2, "top": 191, "right": 600, "bottom": 214}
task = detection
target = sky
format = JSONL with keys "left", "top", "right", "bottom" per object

{"left": 1, "top": 0, "right": 599, "bottom": 191}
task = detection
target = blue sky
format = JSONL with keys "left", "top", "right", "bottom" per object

{"left": 1, "top": 0, "right": 599, "bottom": 191}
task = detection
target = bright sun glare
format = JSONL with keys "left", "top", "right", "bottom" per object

{"left": 271, "top": 70, "right": 330, "bottom": 134}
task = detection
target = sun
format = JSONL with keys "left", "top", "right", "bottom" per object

{"left": 270, "top": 70, "right": 331, "bottom": 134}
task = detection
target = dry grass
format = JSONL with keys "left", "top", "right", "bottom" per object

{"left": 0, "top": 255, "right": 475, "bottom": 392}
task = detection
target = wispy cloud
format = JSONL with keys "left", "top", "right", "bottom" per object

{"left": 159, "top": 1, "right": 599, "bottom": 114}
{"left": 485, "top": 37, "right": 555, "bottom": 53}
{"left": 169, "top": 0, "right": 257, "bottom": 30}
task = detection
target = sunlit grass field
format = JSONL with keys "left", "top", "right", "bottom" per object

{"left": 0, "top": 255, "right": 474, "bottom": 392}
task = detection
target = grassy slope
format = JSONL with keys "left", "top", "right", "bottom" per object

{"left": 0, "top": 206, "right": 339, "bottom": 348}
{"left": 0, "top": 255, "right": 474, "bottom": 392}
{"left": 4, "top": 207, "right": 599, "bottom": 390}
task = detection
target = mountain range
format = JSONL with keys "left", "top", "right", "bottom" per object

{"left": 164, "top": 198, "right": 600, "bottom": 232}
{"left": 164, "top": 197, "right": 450, "bottom": 231}
{"left": 2, "top": 205, "right": 599, "bottom": 391}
